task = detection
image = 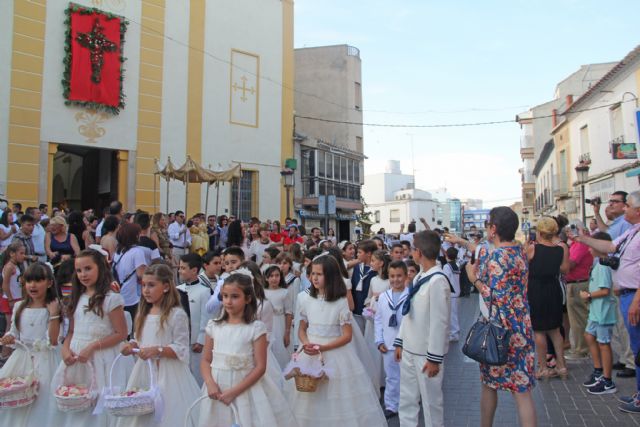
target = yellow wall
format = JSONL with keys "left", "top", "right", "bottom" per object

{"left": 135, "top": 0, "right": 166, "bottom": 212}
{"left": 280, "top": 0, "right": 295, "bottom": 220}
{"left": 185, "top": 0, "right": 206, "bottom": 216}
{"left": 6, "top": 0, "right": 46, "bottom": 206}
{"left": 554, "top": 124, "right": 572, "bottom": 188}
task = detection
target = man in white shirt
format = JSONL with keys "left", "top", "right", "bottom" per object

{"left": 168, "top": 210, "right": 191, "bottom": 260}
{"left": 96, "top": 201, "right": 123, "bottom": 243}
{"left": 26, "top": 207, "right": 46, "bottom": 262}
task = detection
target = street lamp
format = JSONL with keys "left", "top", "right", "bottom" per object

{"left": 575, "top": 163, "right": 590, "bottom": 224}
{"left": 280, "top": 168, "right": 295, "bottom": 219}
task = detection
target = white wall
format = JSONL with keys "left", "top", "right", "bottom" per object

{"left": 159, "top": 0, "right": 190, "bottom": 213}
{"left": 567, "top": 66, "right": 639, "bottom": 203}
{"left": 362, "top": 172, "right": 413, "bottom": 205}
{"left": 369, "top": 199, "right": 439, "bottom": 234}
{"left": 0, "top": 0, "right": 14, "bottom": 196}
{"left": 39, "top": 0, "right": 142, "bottom": 151}
{"left": 201, "top": 0, "right": 284, "bottom": 220}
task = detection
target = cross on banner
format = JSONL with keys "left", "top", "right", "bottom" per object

{"left": 232, "top": 76, "right": 255, "bottom": 102}
{"left": 76, "top": 18, "right": 118, "bottom": 84}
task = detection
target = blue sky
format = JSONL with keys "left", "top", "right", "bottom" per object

{"left": 294, "top": 0, "right": 639, "bottom": 206}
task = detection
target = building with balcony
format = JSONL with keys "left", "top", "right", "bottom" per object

{"left": 362, "top": 160, "right": 441, "bottom": 234}
{"left": 293, "top": 45, "right": 365, "bottom": 240}
{"left": 561, "top": 45, "right": 640, "bottom": 221}
{"left": 517, "top": 62, "right": 616, "bottom": 219}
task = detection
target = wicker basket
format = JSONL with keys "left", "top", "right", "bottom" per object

{"left": 54, "top": 361, "right": 98, "bottom": 412}
{"left": 291, "top": 348, "right": 326, "bottom": 393}
{"left": 0, "top": 341, "right": 39, "bottom": 408}
{"left": 104, "top": 351, "right": 156, "bottom": 417}
{"left": 184, "top": 395, "right": 240, "bottom": 427}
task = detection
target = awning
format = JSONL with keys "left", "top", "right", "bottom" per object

{"left": 626, "top": 167, "right": 640, "bottom": 178}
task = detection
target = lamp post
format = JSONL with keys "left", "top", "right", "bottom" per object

{"left": 280, "top": 168, "right": 295, "bottom": 219}
{"left": 575, "top": 163, "right": 590, "bottom": 225}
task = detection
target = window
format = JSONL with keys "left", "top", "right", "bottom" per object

{"left": 231, "top": 170, "right": 257, "bottom": 222}
{"left": 610, "top": 104, "right": 623, "bottom": 139}
{"left": 341, "top": 157, "right": 347, "bottom": 182}
{"left": 353, "top": 161, "right": 361, "bottom": 184}
{"left": 374, "top": 210, "right": 381, "bottom": 223}
{"left": 390, "top": 209, "right": 400, "bottom": 223}
{"left": 326, "top": 154, "right": 333, "bottom": 179}
{"left": 355, "top": 82, "right": 362, "bottom": 110}
{"left": 580, "top": 125, "right": 590, "bottom": 155}
{"left": 318, "top": 151, "right": 325, "bottom": 178}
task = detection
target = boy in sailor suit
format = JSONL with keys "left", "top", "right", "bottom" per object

{"left": 375, "top": 260, "right": 410, "bottom": 420}
{"left": 394, "top": 231, "right": 451, "bottom": 427}
{"left": 177, "top": 253, "right": 211, "bottom": 386}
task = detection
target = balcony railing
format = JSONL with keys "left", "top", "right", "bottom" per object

{"left": 579, "top": 152, "right": 591, "bottom": 164}
{"left": 520, "top": 135, "right": 533, "bottom": 149}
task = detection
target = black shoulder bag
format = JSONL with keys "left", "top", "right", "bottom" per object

{"left": 462, "top": 288, "right": 511, "bottom": 366}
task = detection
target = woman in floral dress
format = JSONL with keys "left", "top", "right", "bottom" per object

{"left": 462, "top": 207, "right": 537, "bottom": 427}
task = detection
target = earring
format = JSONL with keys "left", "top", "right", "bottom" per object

{"left": 164, "top": 289, "right": 168, "bottom": 293}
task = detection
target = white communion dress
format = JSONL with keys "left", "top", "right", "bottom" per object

{"left": 115, "top": 307, "right": 200, "bottom": 427}
{"left": 289, "top": 293, "right": 387, "bottom": 426}
{"left": 264, "top": 288, "right": 293, "bottom": 369}
{"left": 52, "top": 292, "right": 128, "bottom": 427}
{"left": 197, "top": 320, "right": 297, "bottom": 427}
{"left": 363, "top": 276, "right": 389, "bottom": 386}
{"left": 0, "top": 308, "right": 62, "bottom": 427}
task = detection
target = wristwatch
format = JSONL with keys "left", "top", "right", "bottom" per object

{"left": 157, "top": 346, "right": 164, "bottom": 358}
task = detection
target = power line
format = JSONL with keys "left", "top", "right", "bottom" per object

{"left": 295, "top": 98, "right": 636, "bottom": 128}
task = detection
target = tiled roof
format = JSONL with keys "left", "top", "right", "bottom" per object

{"left": 564, "top": 44, "right": 640, "bottom": 114}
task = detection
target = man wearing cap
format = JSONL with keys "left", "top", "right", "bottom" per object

{"left": 248, "top": 223, "right": 272, "bottom": 264}
{"left": 565, "top": 220, "right": 594, "bottom": 359}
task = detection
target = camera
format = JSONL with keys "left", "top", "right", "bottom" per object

{"left": 585, "top": 196, "right": 601, "bottom": 205}
{"left": 599, "top": 256, "right": 620, "bottom": 270}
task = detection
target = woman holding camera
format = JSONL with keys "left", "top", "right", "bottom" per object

{"left": 527, "top": 216, "right": 570, "bottom": 379}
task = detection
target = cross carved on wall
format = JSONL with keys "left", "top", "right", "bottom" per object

{"left": 76, "top": 18, "right": 118, "bottom": 84}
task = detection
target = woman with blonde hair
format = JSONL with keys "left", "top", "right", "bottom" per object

{"left": 45, "top": 215, "right": 80, "bottom": 264}
{"left": 526, "top": 216, "right": 570, "bottom": 379}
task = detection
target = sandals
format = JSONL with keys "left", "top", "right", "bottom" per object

{"left": 556, "top": 367, "right": 568, "bottom": 380}
{"left": 536, "top": 367, "right": 561, "bottom": 380}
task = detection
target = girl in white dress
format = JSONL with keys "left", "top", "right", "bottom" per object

{"left": 290, "top": 255, "right": 386, "bottom": 426}
{"left": 0, "top": 262, "right": 61, "bottom": 427}
{"left": 198, "top": 274, "right": 297, "bottom": 427}
{"left": 53, "top": 249, "right": 128, "bottom": 427}
{"left": 364, "top": 250, "right": 390, "bottom": 386}
{"left": 117, "top": 263, "right": 200, "bottom": 427}
{"left": 276, "top": 254, "right": 301, "bottom": 350}
{"left": 263, "top": 266, "right": 293, "bottom": 369}
{"left": 1, "top": 241, "right": 25, "bottom": 361}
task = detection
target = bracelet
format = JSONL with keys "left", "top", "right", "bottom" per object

{"left": 474, "top": 279, "right": 483, "bottom": 286}
{"left": 48, "top": 315, "right": 61, "bottom": 321}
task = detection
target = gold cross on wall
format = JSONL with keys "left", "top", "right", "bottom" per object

{"left": 232, "top": 76, "right": 255, "bottom": 102}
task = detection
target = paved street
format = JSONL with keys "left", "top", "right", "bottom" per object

{"left": 387, "top": 296, "right": 640, "bottom": 427}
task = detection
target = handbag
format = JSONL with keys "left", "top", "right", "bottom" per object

{"left": 462, "top": 289, "right": 511, "bottom": 366}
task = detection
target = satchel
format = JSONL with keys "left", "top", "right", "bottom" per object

{"left": 462, "top": 289, "right": 511, "bottom": 366}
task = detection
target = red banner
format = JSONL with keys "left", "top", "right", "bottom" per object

{"left": 67, "top": 10, "right": 122, "bottom": 107}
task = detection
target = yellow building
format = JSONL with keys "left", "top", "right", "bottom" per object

{"left": 0, "top": 0, "right": 294, "bottom": 219}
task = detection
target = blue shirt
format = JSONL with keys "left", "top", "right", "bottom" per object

{"left": 588, "top": 262, "right": 617, "bottom": 325}
{"left": 608, "top": 215, "right": 632, "bottom": 240}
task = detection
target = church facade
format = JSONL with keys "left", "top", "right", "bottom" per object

{"left": 0, "top": 0, "right": 294, "bottom": 220}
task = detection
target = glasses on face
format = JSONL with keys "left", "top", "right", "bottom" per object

{"left": 608, "top": 200, "right": 625, "bottom": 205}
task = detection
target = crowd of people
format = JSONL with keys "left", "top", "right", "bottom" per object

{"left": 0, "top": 189, "right": 638, "bottom": 426}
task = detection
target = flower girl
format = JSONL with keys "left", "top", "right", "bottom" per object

{"left": 117, "top": 263, "right": 200, "bottom": 426}
{"left": 198, "top": 273, "right": 296, "bottom": 427}
{"left": 0, "top": 262, "right": 61, "bottom": 426}
{"left": 263, "top": 265, "right": 293, "bottom": 368}
{"left": 52, "top": 249, "right": 128, "bottom": 427}
{"left": 289, "top": 254, "right": 386, "bottom": 426}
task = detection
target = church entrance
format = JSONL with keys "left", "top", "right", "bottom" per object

{"left": 52, "top": 144, "right": 119, "bottom": 213}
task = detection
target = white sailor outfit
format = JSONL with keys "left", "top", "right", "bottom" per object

{"left": 374, "top": 287, "right": 409, "bottom": 414}
{"left": 394, "top": 265, "right": 451, "bottom": 427}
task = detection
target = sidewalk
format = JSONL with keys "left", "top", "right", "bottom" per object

{"left": 388, "top": 295, "right": 640, "bottom": 426}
